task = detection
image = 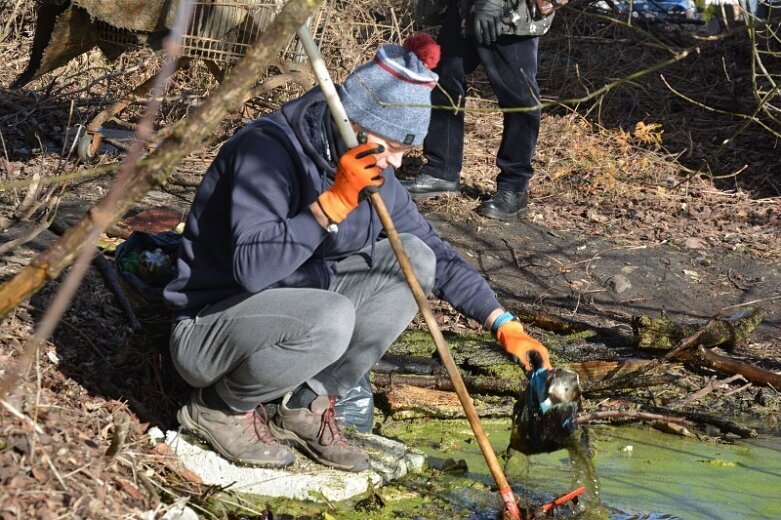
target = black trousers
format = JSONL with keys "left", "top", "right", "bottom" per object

{"left": 421, "top": 2, "right": 541, "bottom": 193}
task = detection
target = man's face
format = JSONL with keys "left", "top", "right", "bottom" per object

{"left": 361, "top": 130, "right": 413, "bottom": 170}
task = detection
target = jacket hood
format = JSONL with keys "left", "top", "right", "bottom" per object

{"left": 280, "top": 86, "right": 349, "bottom": 181}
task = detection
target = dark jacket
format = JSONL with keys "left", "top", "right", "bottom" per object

{"left": 416, "top": 0, "right": 554, "bottom": 36}
{"left": 472, "top": 0, "right": 555, "bottom": 37}
{"left": 164, "top": 87, "right": 501, "bottom": 324}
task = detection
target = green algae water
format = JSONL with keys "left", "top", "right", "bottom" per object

{"left": 381, "top": 419, "right": 781, "bottom": 519}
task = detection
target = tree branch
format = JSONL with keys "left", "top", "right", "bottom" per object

{"left": 0, "top": 0, "right": 321, "bottom": 321}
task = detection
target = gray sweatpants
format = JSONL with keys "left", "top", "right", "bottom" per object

{"left": 170, "top": 234, "right": 436, "bottom": 412}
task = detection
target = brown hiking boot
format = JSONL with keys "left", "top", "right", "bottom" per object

{"left": 177, "top": 390, "right": 294, "bottom": 467}
{"left": 270, "top": 394, "right": 370, "bottom": 472}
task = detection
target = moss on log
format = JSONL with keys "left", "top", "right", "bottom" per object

{"left": 631, "top": 308, "right": 766, "bottom": 350}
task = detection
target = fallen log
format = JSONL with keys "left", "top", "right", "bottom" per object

{"left": 373, "top": 354, "right": 442, "bottom": 375}
{"left": 582, "top": 374, "right": 680, "bottom": 394}
{"left": 633, "top": 312, "right": 781, "bottom": 388}
{"left": 381, "top": 384, "right": 512, "bottom": 419}
{"left": 565, "top": 359, "right": 680, "bottom": 394}
{"left": 575, "top": 410, "right": 694, "bottom": 427}
{"left": 371, "top": 372, "right": 525, "bottom": 397}
{"left": 570, "top": 359, "right": 656, "bottom": 381}
{"left": 632, "top": 308, "right": 766, "bottom": 351}
{"left": 577, "top": 409, "right": 756, "bottom": 439}
{"left": 512, "top": 307, "right": 635, "bottom": 347}
{"left": 649, "top": 406, "right": 758, "bottom": 438}
{"left": 680, "top": 347, "right": 781, "bottom": 389}
{"left": 513, "top": 308, "right": 592, "bottom": 335}
{"left": 371, "top": 359, "right": 677, "bottom": 397}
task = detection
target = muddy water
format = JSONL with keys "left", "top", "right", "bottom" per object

{"left": 382, "top": 419, "right": 781, "bottom": 519}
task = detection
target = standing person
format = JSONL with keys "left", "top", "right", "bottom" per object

{"left": 401, "top": 0, "right": 556, "bottom": 221}
{"left": 164, "top": 35, "right": 551, "bottom": 473}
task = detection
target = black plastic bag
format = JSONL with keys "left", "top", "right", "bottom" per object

{"left": 115, "top": 231, "right": 181, "bottom": 326}
{"left": 509, "top": 367, "right": 579, "bottom": 455}
{"left": 335, "top": 373, "right": 375, "bottom": 433}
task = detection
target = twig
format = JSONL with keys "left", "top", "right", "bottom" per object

{"left": 105, "top": 412, "right": 131, "bottom": 459}
{"left": 673, "top": 374, "right": 746, "bottom": 406}
{"left": 0, "top": 398, "right": 45, "bottom": 434}
{"left": 0, "top": 209, "right": 55, "bottom": 256}
{"left": 49, "top": 220, "right": 142, "bottom": 332}
{"left": 93, "top": 253, "right": 142, "bottom": 332}
{"left": 719, "top": 294, "right": 781, "bottom": 310}
{"left": 660, "top": 73, "right": 781, "bottom": 139}
{"left": 0, "top": 163, "right": 119, "bottom": 192}
{"left": 30, "top": 350, "right": 43, "bottom": 463}
{"left": 57, "top": 319, "right": 107, "bottom": 361}
{"left": 501, "top": 238, "right": 523, "bottom": 269}
{"left": 723, "top": 382, "right": 752, "bottom": 397}
{"left": 43, "top": 452, "right": 70, "bottom": 492}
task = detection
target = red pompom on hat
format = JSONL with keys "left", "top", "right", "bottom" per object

{"left": 403, "top": 33, "right": 441, "bottom": 70}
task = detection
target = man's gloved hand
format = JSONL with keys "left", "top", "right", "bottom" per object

{"left": 496, "top": 321, "right": 552, "bottom": 372}
{"left": 317, "top": 142, "right": 385, "bottom": 223}
{"left": 472, "top": 0, "right": 505, "bottom": 46}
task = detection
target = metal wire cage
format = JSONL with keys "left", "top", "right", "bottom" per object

{"left": 91, "top": 0, "right": 330, "bottom": 66}
{"left": 77, "top": 0, "right": 331, "bottom": 161}
{"left": 181, "top": 0, "right": 329, "bottom": 65}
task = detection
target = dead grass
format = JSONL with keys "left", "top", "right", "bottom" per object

{"left": 418, "top": 106, "right": 780, "bottom": 259}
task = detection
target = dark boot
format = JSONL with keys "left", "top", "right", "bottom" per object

{"left": 399, "top": 173, "right": 460, "bottom": 199}
{"left": 476, "top": 190, "right": 529, "bottom": 221}
{"left": 177, "top": 390, "right": 294, "bottom": 467}
{"left": 270, "top": 394, "right": 370, "bottom": 472}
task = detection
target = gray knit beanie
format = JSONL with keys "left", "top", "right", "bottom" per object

{"left": 340, "top": 34, "right": 441, "bottom": 146}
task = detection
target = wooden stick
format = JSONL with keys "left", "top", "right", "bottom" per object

{"left": 296, "top": 25, "right": 522, "bottom": 520}
{"left": 687, "top": 346, "right": 781, "bottom": 388}
{"left": 49, "top": 220, "right": 142, "bottom": 332}
{"left": 1, "top": 398, "right": 45, "bottom": 434}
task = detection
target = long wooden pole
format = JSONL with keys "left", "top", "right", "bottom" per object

{"left": 296, "top": 26, "right": 523, "bottom": 520}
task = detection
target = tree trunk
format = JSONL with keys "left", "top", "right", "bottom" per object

{"left": 0, "top": 0, "right": 321, "bottom": 320}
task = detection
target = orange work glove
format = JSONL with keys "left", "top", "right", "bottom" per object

{"left": 317, "top": 142, "right": 385, "bottom": 223}
{"left": 496, "top": 321, "right": 552, "bottom": 372}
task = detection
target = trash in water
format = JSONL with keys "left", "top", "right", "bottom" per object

{"left": 509, "top": 367, "right": 581, "bottom": 455}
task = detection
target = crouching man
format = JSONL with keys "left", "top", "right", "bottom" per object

{"left": 163, "top": 35, "right": 551, "bottom": 473}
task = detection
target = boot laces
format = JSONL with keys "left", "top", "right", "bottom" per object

{"left": 317, "top": 396, "right": 349, "bottom": 447}
{"left": 245, "top": 404, "right": 276, "bottom": 445}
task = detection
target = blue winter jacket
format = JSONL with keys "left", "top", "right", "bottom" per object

{"left": 163, "top": 87, "right": 501, "bottom": 323}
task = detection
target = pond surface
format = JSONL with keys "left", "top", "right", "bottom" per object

{"left": 381, "top": 419, "right": 781, "bottom": 519}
